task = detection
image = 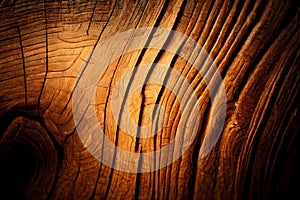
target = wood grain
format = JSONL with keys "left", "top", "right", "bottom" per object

{"left": 0, "top": 0, "right": 299, "bottom": 199}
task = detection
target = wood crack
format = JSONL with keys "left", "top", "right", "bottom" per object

{"left": 17, "top": 26, "right": 27, "bottom": 107}
{"left": 38, "top": 0, "right": 49, "bottom": 116}
{"left": 0, "top": 0, "right": 299, "bottom": 199}
{"left": 86, "top": 0, "right": 97, "bottom": 36}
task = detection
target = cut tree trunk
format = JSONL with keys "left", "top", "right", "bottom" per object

{"left": 0, "top": 0, "right": 299, "bottom": 199}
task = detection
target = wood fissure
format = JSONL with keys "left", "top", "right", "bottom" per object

{"left": 0, "top": 0, "right": 299, "bottom": 199}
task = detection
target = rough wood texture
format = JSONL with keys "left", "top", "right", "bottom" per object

{"left": 0, "top": 0, "right": 299, "bottom": 199}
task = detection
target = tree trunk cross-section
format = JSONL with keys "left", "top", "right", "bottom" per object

{"left": 0, "top": 0, "right": 299, "bottom": 199}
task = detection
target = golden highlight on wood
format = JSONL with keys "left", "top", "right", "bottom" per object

{"left": 0, "top": 0, "right": 299, "bottom": 199}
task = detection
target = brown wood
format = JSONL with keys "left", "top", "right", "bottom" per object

{"left": 0, "top": 0, "right": 299, "bottom": 199}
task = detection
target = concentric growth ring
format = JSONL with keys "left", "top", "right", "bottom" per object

{"left": 72, "top": 27, "right": 227, "bottom": 173}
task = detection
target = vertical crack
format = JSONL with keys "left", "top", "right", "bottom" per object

{"left": 17, "top": 26, "right": 27, "bottom": 107}
{"left": 38, "top": 0, "right": 49, "bottom": 116}
{"left": 86, "top": 0, "right": 97, "bottom": 36}
{"left": 134, "top": 148, "right": 143, "bottom": 200}
{"left": 133, "top": 0, "right": 170, "bottom": 152}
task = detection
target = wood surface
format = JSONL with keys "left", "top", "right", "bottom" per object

{"left": 0, "top": 0, "right": 299, "bottom": 199}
